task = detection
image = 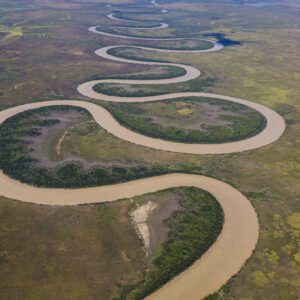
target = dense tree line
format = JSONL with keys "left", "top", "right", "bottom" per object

{"left": 88, "top": 65, "right": 186, "bottom": 81}
{"left": 103, "top": 99, "right": 267, "bottom": 144}
{"left": 0, "top": 106, "right": 169, "bottom": 188}
{"left": 98, "top": 28, "right": 213, "bottom": 50}
{"left": 115, "top": 187, "right": 224, "bottom": 300}
{"left": 93, "top": 76, "right": 215, "bottom": 98}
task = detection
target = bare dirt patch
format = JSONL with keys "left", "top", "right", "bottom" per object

{"left": 131, "top": 192, "right": 182, "bottom": 259}
{"left": 147, "top": 194, "right": 182, "bottom": 256}
{"left": 26, "top": 109, "right": 139, "bottom": 170}
{"left": 131, "top": 201, "right": 159, "bottom": 252}
{"left": 27, "top": 110, "right": 83, "bottom": 168}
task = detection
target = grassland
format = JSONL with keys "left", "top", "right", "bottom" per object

{"left": 0, "top": 106, "right": 168, "bottom": 188}
{"left": 117, "top": 187, "right": 224, "bottom": 300}
{"left": 87, "top": 65, "right": 187, "bottom": 80}
{"left": 93, "top": 78, "right": 216, "bottom": 96}
{"left": 0, "top": 25, "right": 23, "bottom": 45}
{"left": 0, "top": 196, "right": 144, "bottom": 300}
{"left": 96, "top": 27, "right": 214, "bottom": 50}
{"left": 102, "top": 98, "right": 266, "bottom": 143}
{"left": 0, "top": 187, "right": 222, "bottom": 300}
{"left": 0, "top": 0, "right": 299, "bottom": 299}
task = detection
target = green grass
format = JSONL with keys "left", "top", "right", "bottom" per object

{"left": 115, "top": 187, "right": 224, "bottom": 300}
{"left": 0, "top": 187, "right": 224, "bottom": 300}
{"left": 102, "top": 97, "right": 266, "bottom": 144}
{"left": 87, "top": 65, "right": 186, "bottom": 81}
{"left": 0, "top": 24, "right": 23, "bottom": 43}
{"left": 93, "top": 76, "right": 215, "bottom": 97}
{"left": 107, "top": 46, "right": 171, "bottom": 63}
{"left": 97, "top": 28, "right": 214, "bottom": 50}
{"left": 0, "top": 106, "right": 169, "bottom": 188}
{"left": 0, "top": 196, "right": 144, "bottom": 300}
{"left": 0, "top": 0, "right": 299, "bottom": 298}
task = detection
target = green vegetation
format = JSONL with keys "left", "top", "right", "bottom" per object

{"left": 111, "top": 10, "right": 160, "bottom": 22}
{"left": 0, "top": 187, "right": 223, "bottom": 300}
{"left": 88, "top": 65, "right": 186, "bottom": 81}
{"left": 93, "top": 76, "right": 215, "bottom": 97}
{"left": 103, "top": 97, "right": 266, "bottom": 144}
{"left": 0, "top": 0, "right": 299, "bottom": 298}
{"left": 116, "top": 187, "right": 224, "bottom": 300}
{"left": 0, "top": 196, "right": 145, "bottom": 300}
{"left": 0, "top": 24, "right": 23, "bottom": 44}
{"left": 107, "top": 46, "right": 171, "bottom": 63}
{"left": 107, "top": 15, "right": 162, "bottom": 29}
{"left": 95, "top": 26, "right": 172, "bottom": 39}
{"left": 0, "top": 106, "right": 168, "bottom": 188}
{"left": 94, "top": 82, "right": 173, "bottom": 96}
{"left": 97, "top": 29, "right": 214, "bottom": 50}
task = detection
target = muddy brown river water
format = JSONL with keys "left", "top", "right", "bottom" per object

{"left": 0, "top": 2, "right": 285, "bottom": 299}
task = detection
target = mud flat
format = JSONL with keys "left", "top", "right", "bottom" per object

{"left": 131, "top": 200, "right": 158, "bottom": 251}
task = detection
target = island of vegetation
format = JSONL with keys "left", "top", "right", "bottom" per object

{"left": 102, "top": 97, "right": 267, "bottom": 144}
